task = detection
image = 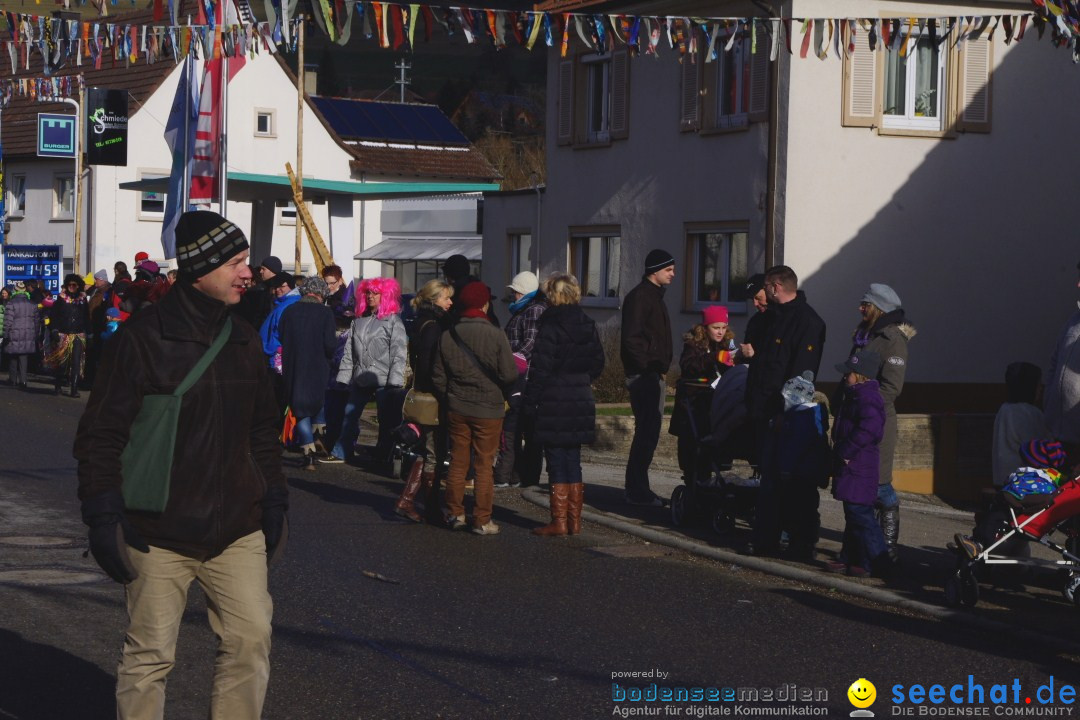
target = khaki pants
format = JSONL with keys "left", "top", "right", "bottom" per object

{"left": 116, "top": 531, "right": 273, "bottom": 720}
{"left": 445, "top": 412, "right": 503, "bottom": 527}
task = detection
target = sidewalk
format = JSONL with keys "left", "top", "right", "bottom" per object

{"left": 518, "top": 458, "right": 1080, "bottom": 654}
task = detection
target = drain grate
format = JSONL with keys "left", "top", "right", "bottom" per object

{"left": 0, "top": 566, "right": 105, "bottom": 586}
{"left": 0, "top": 535, "right": 85, "bottom": 550}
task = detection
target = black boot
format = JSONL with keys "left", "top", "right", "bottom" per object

{"left": 302, "top": 448, "right": 318, "bottom": 471}
{"left": 878, "top": 505, "right": 900, "bottom": 562}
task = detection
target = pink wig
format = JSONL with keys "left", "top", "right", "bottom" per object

{"left": 356, "top": 277, "right": 402, "bottom": 319}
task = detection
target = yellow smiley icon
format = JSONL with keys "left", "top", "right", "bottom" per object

{"left": 847, "top": 679, "right": 876, "bottom": 709}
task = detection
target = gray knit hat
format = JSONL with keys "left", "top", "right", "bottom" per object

{"left": 861, "top": 283, "right": 901, "bottom": 313}
{"left": 302, "top": 276, "right": 330, "bottom": 299}
{"left": 174, "top": 211, "right": 249, "bottom": 279}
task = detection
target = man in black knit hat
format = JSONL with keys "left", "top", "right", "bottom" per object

{"left": 74, "top": 210, "right": 288, "bottom": 719}
{"left": 621, "top": 248, "right": 676, "bottom": 506}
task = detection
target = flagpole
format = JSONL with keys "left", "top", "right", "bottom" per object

{"left": 182, "top": 53, "right": 191, "bottom": 212}
{"left": 220, "top": 55, "right": 229, "bottom": 216}
{"left": 294, "top": 15, "right": 304, "bottom": 275}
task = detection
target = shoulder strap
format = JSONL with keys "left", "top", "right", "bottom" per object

{"left": 448, "top": 324, "right": 503, "bottom": 392}
{"left": 173, "top": 317, "right": 233, "bottom": 397}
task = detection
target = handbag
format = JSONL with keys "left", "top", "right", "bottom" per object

{"left": 120, "top": 317, "right": 232, "bottom": 513}
{"left": 402, "top": 387, "right": 440, "bottom": 425}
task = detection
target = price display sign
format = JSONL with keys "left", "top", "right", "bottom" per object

{"left": 4, "top": 245, "right": 62, "bottom": 292}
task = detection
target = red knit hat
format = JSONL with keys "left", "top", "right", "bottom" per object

{"left": 459, "top": 281, "right": 491, "bottom": 319}
{"left": 702, "top": 305, "right": 729, "bottom": 325}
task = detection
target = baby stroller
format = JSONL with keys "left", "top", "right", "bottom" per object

{"left": 945, "top": 474, "right": 1080, "bottom": 608}
{"left": 669, "top": 365, "right": 759, "bottom": 534}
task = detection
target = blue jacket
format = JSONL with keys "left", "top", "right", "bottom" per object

{"left": 831, "top": 380, "right": 885, "bottom": 505}
{"left": 776, "top": 402, "right": 830, "bottom": 487}
{"left": 259, "top": 289, "right": 301, "bottom": 363}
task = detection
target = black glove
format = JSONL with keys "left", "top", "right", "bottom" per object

{"left": 81, "top": 491, "right": 150, "bottom": 584}
{"left": 262, "top": 485, "right": 290, "bottom": 566}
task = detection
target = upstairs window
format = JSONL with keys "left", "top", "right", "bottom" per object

{"left": 883, "top": 28, "right": 946, "bottom": 131}
{"left": 556, "top": 49, "right": 630, "bottom": 147}
{"left": 52, "top": 174, "right": 74, "bottom": 220}
{"left": 7, "top": 174, "right": 25, "bottom": 216}
{"left": 680, "top": 26, "right": 769, "bottom": 133}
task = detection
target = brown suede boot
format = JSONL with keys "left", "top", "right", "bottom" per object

{"left": 394, "top": 459, "right": 424, "bottom": 523}
{"left": 567, "top": 482, "right": 584, "bottom": 535}
{"left": 533, "top": 484, "right": 570, "bottom": 536}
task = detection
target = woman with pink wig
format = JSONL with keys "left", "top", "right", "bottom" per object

{"left": 323, "top": 277, "right": 408, "bottom": 464}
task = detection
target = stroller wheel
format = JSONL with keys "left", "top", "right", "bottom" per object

{"left": 945, "top": 569, "right": 979, "bottom": 608}
{"left": 711, "top": 509, "right": 736, "bottom": 535}
{"left": 670, "top": 486, "right": 689, "bottom": 527}
{"left": 1062, "top": 572, "right": 1080, "bottom": 606}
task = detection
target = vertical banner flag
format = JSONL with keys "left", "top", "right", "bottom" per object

{"left": 161, "top": 56, "right": 199, "bottom": 258}
{"left": 85, "top": 88, "right": 129, "bottom": 166}
{"left": 188, "top": 57, "right": 223, "bottom": 206}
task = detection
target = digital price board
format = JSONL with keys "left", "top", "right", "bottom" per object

{"left": 4, "top": 245, "right": 62, "bottom": 293}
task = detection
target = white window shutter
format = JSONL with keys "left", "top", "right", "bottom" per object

{"left": 680, "top": 53, "right": 701, "bottom": 131}
{"left": 557, "top": 59, "right": 574, "bottom": 146}
{"left": 747, "top": 41, "right": 769, "bottom": 122}
{"left": 609, "top": 49, "right": 630, "bottom": 140}
{"left": 842, "top": 29, "right": 878, "bottom": 128}
{"left": 957, "top": 38, "right": 992, "bottom": 133}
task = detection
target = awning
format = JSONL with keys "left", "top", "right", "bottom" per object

{"left": 357, "top": 237, "right": 481, "bottom": 262}
{"left": 118, "top": 173, "right": 500, "bottom": 202}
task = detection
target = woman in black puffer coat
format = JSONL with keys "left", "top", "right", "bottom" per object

{"left": 522, "top": 273, "right": 605, "bottom": 536}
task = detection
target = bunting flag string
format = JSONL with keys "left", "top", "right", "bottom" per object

{"left": 0, "top": 0, "right": 1076, "bottom": 85}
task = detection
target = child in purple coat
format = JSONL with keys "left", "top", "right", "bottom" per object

{"left": 829, "top": 349, "right": 892, "bottom": 577}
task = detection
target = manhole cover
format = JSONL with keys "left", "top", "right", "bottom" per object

{"left": 585, "top": 545, "right": 670, "bottom": 558}
{"left": 0, "top": 535, "right": 84, "bottom": 549}
{"left": 0, "top": 567, "right": 104, "bottom": 586}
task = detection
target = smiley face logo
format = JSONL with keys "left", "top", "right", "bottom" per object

{"left": 847, "top": 678, "right": 876, "bottom": 709}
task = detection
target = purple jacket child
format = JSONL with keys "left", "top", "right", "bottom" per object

{"left": 831, "top": 379, "right": 886, "bottom": 505}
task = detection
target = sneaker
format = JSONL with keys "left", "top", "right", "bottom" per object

{"left": 318, "top": 454, "right": 345, "bottom": 464}
{"left": 494, "top": 480, "right": 521, "bottom": 489}
{"left": 472, "top": 521, "right": 500, "bottom": 536}
{"left": 824, "top": 560, "right": 848, "bottom": 574}
{"left": 448, "top": 515, "right": 469, "bottom": 531}
{"left": 625, "top": 494, "right": 664, "bottom": 508}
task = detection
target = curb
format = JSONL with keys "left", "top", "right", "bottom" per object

{"left": 520, "top": 486, "right": 1080, "bottom": 658}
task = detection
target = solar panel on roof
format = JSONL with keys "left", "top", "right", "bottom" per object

{"left": 312, "top": 97, "right": 468, "bottom": 145}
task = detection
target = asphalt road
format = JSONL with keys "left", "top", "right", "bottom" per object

{"left": 0, "top": 381, "right": 1074, "bottom": 720}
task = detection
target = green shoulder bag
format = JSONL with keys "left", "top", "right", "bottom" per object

{"left": 120, "top": 317, "right": 232, "bottom": 513}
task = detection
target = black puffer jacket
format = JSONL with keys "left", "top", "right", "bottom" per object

{"left": 74, "top": 281, "right": 286, "bottom": 559}
{"left": 522, "top": 304, "right": 605, "bottom": 446}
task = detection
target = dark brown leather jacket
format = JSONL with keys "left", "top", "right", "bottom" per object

{"left": 74, "top": 281, "right": 286, "bottom": 559}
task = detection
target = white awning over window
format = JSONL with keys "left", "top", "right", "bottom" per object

{"left": 356, "top": 237, "right": 481, "bottom": 262}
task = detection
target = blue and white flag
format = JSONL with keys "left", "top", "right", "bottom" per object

{"left": 161, "top": 56, "right": 200, "bottom": 260}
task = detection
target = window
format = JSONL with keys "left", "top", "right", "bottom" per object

{"left": 556, "top": 49, "right": 629, "bottom": 146}
{"left": 255, "top": 109, "right": 275, "bottom": 137}
{"left": 570, "top": 232, "right": 621, "bottom": 303}
{"left": 394, "top": 260, "right": 443, "bottom": 296}
{"left": 510, "top": 233, "right": 532, "bottom": 276}
{"left": 52, "top": 174, "right": 74, "bottom": 220}
{"left": 138, "top": 171, "right": 168, "bottom": 218}
{"left": 842, "top": 21, "right": 992, "bottom": 136}
{"left": 7, "top": 174, "right": 25, "bottom": 216}
{"left": 680, "top": 27, "right": 769, "bottom": 133}
{"left": 277, "top": 200, "right": 297, "bottom": 225}
{"left": 883, "top": 28, "right": 945, "bottom": 131}
{"left": 687, "top": 228, "right": 748, "bottom": 308}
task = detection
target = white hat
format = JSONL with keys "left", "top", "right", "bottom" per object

{"left": 507, "top": 271, "right": 539, "bottom": 296}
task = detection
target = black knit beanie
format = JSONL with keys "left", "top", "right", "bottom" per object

{"left": 644, "top": 248, "right": 675, "bottom": 275}
{"left": 174, "top": 210, "right": 249, "bottom": 279}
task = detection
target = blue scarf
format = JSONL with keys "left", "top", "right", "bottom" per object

{"left": 509, "top": 290, "right": 537, "bottom": 315}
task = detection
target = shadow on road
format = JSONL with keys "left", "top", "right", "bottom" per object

{"left": 0, "top": 627, "right": 114, "bottom": 718}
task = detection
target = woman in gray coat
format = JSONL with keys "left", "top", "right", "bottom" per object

{"left": 846, "top": 283, "right": 916, "bottom": 560}
{"left": 325, "top": 277, "right": 407, "bottom": 464}
{"left": 2, "top": 282, "right": 40, "bottom": 389}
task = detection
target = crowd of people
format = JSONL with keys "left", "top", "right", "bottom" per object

{"left": 49, "top": 208, "right": 1080, "bottom": 717}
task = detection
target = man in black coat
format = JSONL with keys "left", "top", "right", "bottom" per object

{"left": 232, "top": 255, "right": 281, "bottom": 330}
{"left": 620, "top": 248, "right": 676, "bottom": 507}
{"left": 744, "top": 265, "right": 826, "bottom": 557}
